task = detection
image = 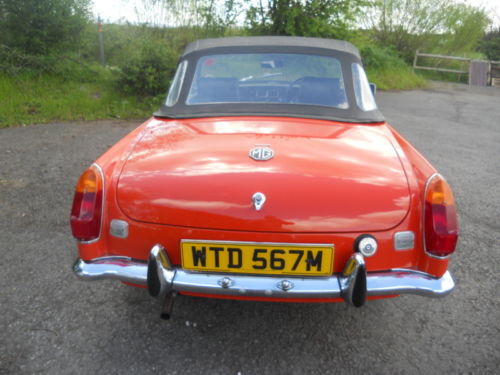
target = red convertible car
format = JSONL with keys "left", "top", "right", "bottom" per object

{"left": 71, "top": 37, "right": 458, "bottom": 318}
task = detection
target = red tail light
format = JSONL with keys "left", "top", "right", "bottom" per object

{"left": 424, "top": 174, "right": 458, "bottom": 257}
{"left": 70, "top": 165, "right": 104, "bottom": 242}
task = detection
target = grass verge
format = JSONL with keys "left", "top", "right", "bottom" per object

{"left": 366, "top": 66, "right": 427, "bottom": 91}
{"left": 359, "top": 44, "right": 427, "bottom": 90}
{"left": 0, "top": 73, "right": 161, "bottom": 127}
{"left": 0, "top": 61, "right": 426, "bottom": 128}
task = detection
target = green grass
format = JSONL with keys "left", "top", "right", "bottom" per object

{"left": 415, "top": 68, "right": 470, "bottom": 84}
{"left": 0, "top": 73, "right": 162, "bottom": 127}
{"left": 366, "top": 66, "right": 427, "bottom": 90}
{"left": 0, "top": 57, "right": 426, "bottom": 128}
{"left": 360, "top": 44, "right": 427, "bottom": 90}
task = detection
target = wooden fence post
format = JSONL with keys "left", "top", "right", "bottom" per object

{"left": 97, "top": 15, "right": 106, "bottom": 66}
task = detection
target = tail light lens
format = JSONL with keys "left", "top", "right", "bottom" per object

{"left": 70, "top": 165, "right": 103, "bottom": 242}
{"left": 424, "top": 174, "right": 458, "bottom": 257}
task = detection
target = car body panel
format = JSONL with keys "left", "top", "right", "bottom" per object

{"left": 77, "top": 118, "right": 449, "bottom": 280}
{"left": 116, "top": 117, "right": 411, "bottom": 233}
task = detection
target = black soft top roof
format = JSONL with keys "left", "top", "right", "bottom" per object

{"left": 155, "top": 36, "right": 384, "bottom": 123}
{"left": 182, "top": 36, "right": 361, "bottom": 59}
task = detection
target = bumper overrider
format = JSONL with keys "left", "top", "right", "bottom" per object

{"left": 73, "top": 244, "right": 455, "bottom": 317}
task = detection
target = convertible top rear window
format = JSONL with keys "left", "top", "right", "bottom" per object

{"left": 166, "top": 60, "right": 187, "bottom": 107}
{"left": 352, "top": 63, "right": 377, "bottom": 112}
{"left": 186, "top": 53, "right": 348, "bottom": 109}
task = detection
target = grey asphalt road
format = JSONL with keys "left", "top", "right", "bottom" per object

{"left": 1, "top": 83, "right": 499, "bottom": 375}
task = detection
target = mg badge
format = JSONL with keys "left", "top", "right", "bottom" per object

{"left": 249, "top": 146, "right": 274, "bottom": 161}
{"left": 252, "top": 192, "right": 266, "bottom": 211}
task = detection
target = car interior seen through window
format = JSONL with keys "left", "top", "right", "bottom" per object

{"left": 186, "top": 53, "right": 349, "bottom": 109}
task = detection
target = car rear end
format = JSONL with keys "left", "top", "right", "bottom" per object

{"left": 70, "top": 117, "right": 458, "bottom": 317}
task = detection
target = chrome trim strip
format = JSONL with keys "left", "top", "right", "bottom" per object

{"left": 78, "top": 163, "right": 105, "bottom": 245}
{"left": 73, "top": 257, "right": 147, "bottom": 285}
{"left": 366, "top": 270, "right": 455, "bottom": 297}
{"left": 73, "top": 257, "right": 455, "bottom": 299}
{"left": 172, "top": 270, "right": 342, "bottom": 298}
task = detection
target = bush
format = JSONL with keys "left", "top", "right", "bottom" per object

{"left": 114, "top": 41, "right": 179, "bottom": 97}
{"left": 479, "top": 27, "right": 500, "bottom": 61}
{"left": 360, "top": 44, "right": 408, "bottom": 70}
{"left": 365, "top": 0, "right": 490, "bottom": 64}
{"left": 0, "top": 0, "right": 91, "bottom": 55}
{"left": 0, "top": 47, "right": 55, "bottom": 75}
{"left": 360, "top": 44, "right": 426, "bottom": 90}
{"left": 0, "top": 45, "right": 110, "bottom": 84}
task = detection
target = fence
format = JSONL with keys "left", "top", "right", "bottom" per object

{"left": 413, "top": 50, "right": 500, "bottom": 87}
{"left": 491, "top": 62, "right": 500, "bottom": 87}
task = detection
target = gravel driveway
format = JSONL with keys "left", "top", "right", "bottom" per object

{"left": 1, "top": 82, "right": 499, "bottom": 374}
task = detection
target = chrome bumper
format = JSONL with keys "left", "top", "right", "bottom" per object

{"left": 73, "top": 245, "right": 455, "bottom": 304}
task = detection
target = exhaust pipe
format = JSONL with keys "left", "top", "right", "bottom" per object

{"left": 160, "top": 292, "right": 177, "bottom": 320}
{"left": 340, "top": 253, "right": 367, "bottom": 307}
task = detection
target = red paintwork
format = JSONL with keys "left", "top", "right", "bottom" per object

{"left": 180, "top": 292, "right": 399, "bottom": 303}
{"left": 75, "top": 115, "right": 453, "bottom": 302}
{"left": 116, "top": 117, "right": 410, "bottom": 232}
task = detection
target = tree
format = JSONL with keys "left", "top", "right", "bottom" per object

{"left": 0, "top": 0, "right": 91, "bottom": 55}
{"left": 365, "top": 0, "right": 490, "bottom": 62}
{"left": 246, "top": 0, "right": 371, "bottom": 39}
{"left": 440, "top": 3, "right": 490, "bottom": 56}
{"left": 479, "top": 27, "right": 500, "bottom": 61}
{"left": 200, "top": 0, "right": 244, "bottom": 33}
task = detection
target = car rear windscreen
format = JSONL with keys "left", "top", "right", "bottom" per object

{"left": 186, "top": 53, "right": 348, "bottom": 109}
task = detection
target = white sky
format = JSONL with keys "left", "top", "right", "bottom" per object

{"left": 92, "top": 0, "right": 500, "bottom": 28}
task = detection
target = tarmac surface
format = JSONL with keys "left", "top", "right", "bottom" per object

{"left": 1, "top": 82, "right": 499, "bottom": 374}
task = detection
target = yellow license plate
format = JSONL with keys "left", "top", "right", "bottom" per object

{"left": 181, "top": 240, "right": 334, "bottom": 276}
